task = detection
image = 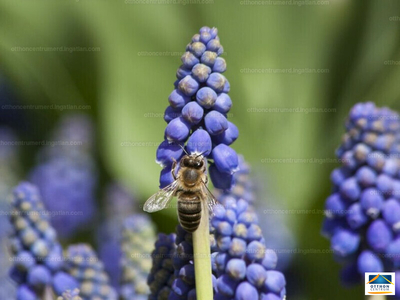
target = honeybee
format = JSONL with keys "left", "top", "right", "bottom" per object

{"left": 144, "top": 153, "right": 217, "bottom": 232}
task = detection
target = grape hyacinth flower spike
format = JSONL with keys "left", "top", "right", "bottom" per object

{"left": 30, "top": 114, "right": 97, "bottom": 238}
{"left": 157, "top": 25, "right": 239, "bottom": 190}
{"left": 322, "top": 102, "right": 400, "bottom": 286}
{"left": 64, "top": 244, "right": 117, "bottom": 300}
{"left": 146, "top": 26, "right": 240, "bottom": 300}
{"left": 8, "top": 182, "right": 79, "bottom": 299}
{"left": 120, "top": 214, "right": 156, "bottom": 300}
{"left": 166, "top": 157, "right": 287, "bottom": 299}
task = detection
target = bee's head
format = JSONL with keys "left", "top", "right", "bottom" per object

{"left": 181, "top": 154, "right": 204, "bottom": 169}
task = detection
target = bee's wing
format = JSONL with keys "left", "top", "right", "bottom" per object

{"left": 200, "top": 182, "right": 218, "bottom": 214}
{"left": 143, "top": 180, "right": 179, "bottom": 213}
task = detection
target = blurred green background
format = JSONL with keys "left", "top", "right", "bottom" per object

{"left": 2, "top": 0, "right": 400, "bottom": 299}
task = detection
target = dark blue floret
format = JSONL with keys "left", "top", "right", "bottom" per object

{"left": 157, "top": 26, "right": 239, "bottom": 190}
{"left": 322, "top": 102, "right": 400, "bottom": 287}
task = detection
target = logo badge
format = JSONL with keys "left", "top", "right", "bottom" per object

{"left": 365, "top": 272, "right": 396, "bottom": 295}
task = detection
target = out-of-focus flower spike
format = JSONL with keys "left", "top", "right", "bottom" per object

{"left": 30, "top": 114, "right": 97, "bottom": 238}
{"left": 9, "top": 182, "right": 79, "bottom": 299}
{"left": 120, "top": 214, "right": 156, "bottom": 300}
{"left": 322, "top": 102, "right": 400, "bottom": 286}
{"left": 64, "top": 244, "right": 117, "bottom": 300}
{"left": 147, "top": 233, "right": 177, "bottom": 300}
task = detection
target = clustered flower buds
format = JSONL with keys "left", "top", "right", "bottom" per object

{"left": 147, "top": 233, "right": 177, "bottom": 299}
{"left": 9, "top": 182, "right": 79, "bottom": 299}
{"left": 147, "top": 157, "right": 287, "bottom": 300}
{"left": 30, "top": 115, "right": 97, "bottom": 238}
{"left": 64, "top": 244, "right": 117, "bottom": 299}
{"left": 211, "top": 159, "right": 286, "bottom": 300}
{"left": 120, "top": 214, "right": 156, "bottom": 300}
{"left": 157, "top": 26, "right": 239, "bottom": 190}
{"left": 322, "top": 102, "right": 400, "bottom": 285}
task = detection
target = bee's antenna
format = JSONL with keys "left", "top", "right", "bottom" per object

{"left": 177, "top": 143, "right": 189, "bottom": 155}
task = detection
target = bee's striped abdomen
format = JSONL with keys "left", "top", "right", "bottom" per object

{"left": 177, "top": 192, "right": 202, "bottom": 232}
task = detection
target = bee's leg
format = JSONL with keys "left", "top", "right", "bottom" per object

{"left": 171, "top": 158, "right": 177, "bottom": 180}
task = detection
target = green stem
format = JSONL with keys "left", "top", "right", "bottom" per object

{"left": 193, "top": 200, "right": 213, "bottom": 300}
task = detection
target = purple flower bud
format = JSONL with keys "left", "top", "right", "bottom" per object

{"left": 156, "top": 141, "right": 184, "bottom": 167}
{"left": 190, "top": 42, "right": 206, "bottom": 57}
{"left": 186, "top": 129, "right": 212, "bottom": 156}
{"left": 346, "top": 203, "right": 368, "bottom": 229}
{"left": 160, "top": 165, "right": 174, "bottom": 189}
{"left": 191, "top": 34, "right": 200, "bottom": 43}
{"left": 264, "top": 271, "right": 286, "bottom": 294}
{"left": 383, "top": 199, "right": 400, "bottom": 231}
{"left": 205, "top": 111, "right": 228, "bottom": 135}
{"left": 192, "top": 63, "right": 211, "bottom": 83}
{"left": 226, "top": 258, "right": 246, "bottom": 280}
{"left": 217, "top": 274, "right": 238, "bottom": 297}
{"left": 213, "top": 57, "right": 227, "bottom": 73}
{"left": 218, "top": 221, "right": 233, "bottom": 236}
{"left": 200, "top": 31, "right": 213, "bottom": 44}
{"left": 377, "top": 173, "right": 393, "bottom": 195}
{"left": 233, "top": 224, "right": 247, "bottom": 239}
{"left": 360, "top": 188, "right": 383, "bottom": 218}
{"left": 331, "top": 229, "right": 360, "bottom": 257}
{"left": 330, "top": 167, "right": 350, "bottom": 186}
{"left": 386, "top": 238, "right": 400, "bottom": 266}
{"left": 238, "top": 211, "right": 258, "bottom": 227}
{"left": 353, "top": 143, "right": 371, "bottom": 163}
{"left": 196, "top": 87, "right": 218, "bottom": 109}
{"left": 201, "top": 51, "right": 218, "bottom": 67}
{"left": 176, "top": 65, "right": 192, "bottom": 80}
{"left": 212, "top": 144, "right": 239, "bottom": 175}
{"left": 213, "top": 122, "right": 238, "bottom": 146}
{"left": 15, "top": 251, "right": 35, "bottom": 271}
{"left": 367, "top": 151, "right": 386, "bottom": 171}
{"left": 207, "top": 39, "right": 221, "bottom": 52}
{"left": 339, "top": 178, "right": 361, "bottom": 201}
{"left": 215, "top": 252, "right": 230, "bottom": 272}
{"left": 165, "top": 117, "right": 190, "bottom": 143}
{"left": 17, "top": 285, "right": 36, "bottom": 300}
{"left": 168, "top": 89, "right": 190, "bottom": 109}
{"left": 178, "top": 76, "right": 199, "bottom": 97}
{"left": 181, "top": 52, "right": 199, "bottom": 69}
{"left": 179, "top": 264, "right": 195, "bottom": 285}
{"left": 260, "top": 293, "right": 280, "bottom": 300}
{"left": 324, "top": 193, "right": 346, "bottom": 218}
{"left": 247, "top": 224, "right": 262, "bottom": 241}
{"left": 246, "top": 263, "right": 267, "bottom": 287}
{"left": 261, "top": 249, "right": 278, "bottom": 270}
{"left": 357, "top": 250, "right": 383, "bottom": 273}
{"left": 207, "top": 73, "right": 227, "bottom": 93}
{"left": 383, "top": 158, "right": 398, "bottom": 176}
{"left": 27, "top": 265, "right": 52, "bottom": 288}
{"left": 44, "top": 244, "right": 64, "bottom": 271}
{"left": 164, "top": 106, "right": 181, "bottom": 123}
{"left": 229, "top": 238, "right": 247, "bottom": 257}
{"left": 214, "top": 93, "right": 232, "bottom": 114}
{"left": 235, "top": 282, "right": 258, "bottom": 300}
{"left": 367, "top": 219, "right": 392, "bottom": 252}
{"left": 218, "top": 236, "right": 233, "bottom": 252}
{"left": 355, "top": 166, "right": 376, "bottom": 187}
{"left": 246, "top": 241, "right": 265, "bottom": 261}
